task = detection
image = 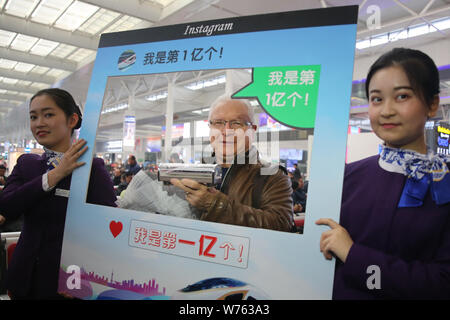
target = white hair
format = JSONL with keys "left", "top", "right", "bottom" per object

{"left": 208, "top": 94, "right": 255, "bottom": 124}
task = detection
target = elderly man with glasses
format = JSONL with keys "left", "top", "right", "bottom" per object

{"left": 171, "top": 95, "right": 294, "bottom": 232}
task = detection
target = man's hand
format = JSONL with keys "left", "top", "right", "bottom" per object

{"left": 0, "top": 214, "right": 5, "bottom": 226}
{"left": 293, "top": 203, "right": 303, "bottom": 213}
{"left": 315, "top": 218, "right": 353, "bottom": 263}
{"left": 170, "top": 178, "right": 218, "bottom": 211}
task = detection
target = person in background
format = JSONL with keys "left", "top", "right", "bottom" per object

{"left": 0, "top": 164, "right": 7, "bottom": 190}
{"left": 112, "top": 168, "right": 122, "bottom": 186}
{"left": 316, "top": 48, "right": 450, "bottom": 299}
{"left": 169, "top": 152, "right": 184, "bottom": 163}
{"left": 292, "top": 163, "right": 301, "bottom": 181}
{"left": 291, "top": 179, "right": 306, "bottom": 214}
{"left": 0, "top": 88, "right": 117, "bottom": 299}
{"left": 126, "top": 155, "right": 141, "bottom": 175}
{"left": 116, "top": 171, "right": 133, "bottom": 196}
{"left": 288, "top": 171, "right": 293, "bottom": 178}
{"left": 0, "top": 164, "right": 18, "bottom": 232}
{"left": 104, "top": 159, "right": 112, "bottom": 174}
{"left": 0, "top": 163, "right": 23, "bottom": 231}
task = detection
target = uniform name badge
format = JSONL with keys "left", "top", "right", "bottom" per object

{"left": 55, "top": 188, "right": 70, "bottom": 198}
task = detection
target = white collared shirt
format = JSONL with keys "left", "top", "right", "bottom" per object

{"left": 42, "top": 147, "right": 64, "bottom": 192}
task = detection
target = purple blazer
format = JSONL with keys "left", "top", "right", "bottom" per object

{"left": 334, "top": 155, "right": 450, "bottom": 299}
{"left": 0, "top": 153, "right": 117, "bottom": 299}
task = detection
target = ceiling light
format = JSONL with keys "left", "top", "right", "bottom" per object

{"left": 185, "top": 75, "right": 226, "bottom": 90}
{"left": 146, "top": 91, "right": 168, "bottom": 101}
{"left": 356, "top": 39, "right": 370, "bottom": 50}
{"left": 0, "top": 30, "right": 17, "bottom": 47}
{"left": 432, "top": 17, "right": 450, "bottom": 31}
{"left": 408, "top": 24, "right": 429, "bottom": 38}
{"left": 54, "top": 1, "right": 99, "bottom": 31}
{"left": 31, "top": 0, "right": 72, "bottom": 25}
{"left": 14, "top": 62, "right": 35, "bottom": 73}
{"left": 30, "top": 39, "right": 59, "bottom": 56}
{"left": 388, "top": 29, "right": 407, "bottom": 42}
{"left": 5, "top": 0, "right": 39, "bottom": 18}
{"left": 371, "top": 34, "right": 388, "bottom": 46}
{"left": 101, "top": 102, "right": 128, "bottom": 114}
{"left": 10, "top": 34, "right": 39, "bottom": 51}
{"left": 0, "top": 59, "right": 18, "bottom": 69}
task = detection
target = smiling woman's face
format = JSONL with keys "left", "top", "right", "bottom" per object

{"left": 29, "top": 94, "right": 77, "bottom": 152}
{"left": 368, "top": 66, "right": 437, "bottom": 154}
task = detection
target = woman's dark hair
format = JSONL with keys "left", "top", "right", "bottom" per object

{"left": 365, "top": 48, "right": 440, "bottom": 107}
{"left": 30, "top": 88, "right": 82, "bottom": 134}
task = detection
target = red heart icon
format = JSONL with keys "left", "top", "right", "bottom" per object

{"left": 109, "top": 221, "right": 123, "bottom": 238}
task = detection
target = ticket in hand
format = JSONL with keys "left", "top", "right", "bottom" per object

{"left": 157, "top": 163, "right": 222, "bottom": 186}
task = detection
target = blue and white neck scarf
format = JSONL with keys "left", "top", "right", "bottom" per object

{"left": 44, "top": 147, "right": 64, "bottom": 171}
{"left": 379, "top": 145, "right": 450, "bottom": 207}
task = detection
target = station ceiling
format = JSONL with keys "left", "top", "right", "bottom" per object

{"left": 0, "top": 0, "right": 449, "bottom": 136}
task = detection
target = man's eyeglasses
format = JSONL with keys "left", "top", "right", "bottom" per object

{"left": 209, "top": 119, "right": 252, "bottom": 129}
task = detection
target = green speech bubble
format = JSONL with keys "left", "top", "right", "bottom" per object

{"left": 232, "top": 65, "right": 321, "bottom": 128}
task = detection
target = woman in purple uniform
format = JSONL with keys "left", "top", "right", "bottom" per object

{"left": 317, "top": 48, "right": 450, "bottom": 299}
{"left": 0, "top": 88, "right": 117, "bottom": 299}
